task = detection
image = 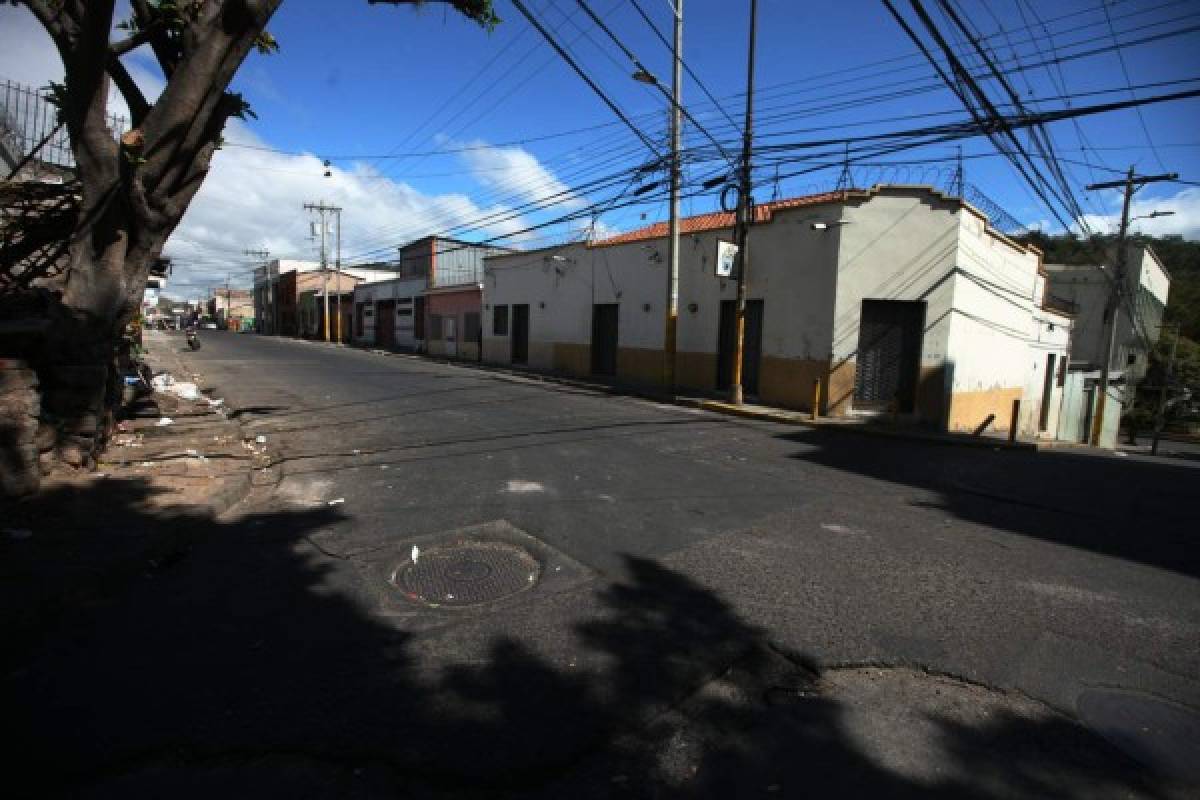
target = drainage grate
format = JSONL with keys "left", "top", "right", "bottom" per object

{"left": 393, "top": 541, "right": 540, "bottom": 608}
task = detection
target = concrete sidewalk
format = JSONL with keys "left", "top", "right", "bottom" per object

{"left": 0, "top": 330, "right": 266, "bottom": 666}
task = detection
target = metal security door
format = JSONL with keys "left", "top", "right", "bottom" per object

{"left": 511, "top": 304, "right": 529, "bottom": 364}
{"left": 854, "top": 300, "right": 924, "bottom": 411}
{"left": 376, "top": 299, "right": 396, "bottom": 348}
{"left": 591, "top": 303, "right": 619, "bottom": 376}
{"left": 716, "top": 299, "right": 763, "bottom": 394}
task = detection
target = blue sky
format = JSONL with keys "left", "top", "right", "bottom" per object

{"left": 2, "top": 0, "right": 1198, "bottom": 297}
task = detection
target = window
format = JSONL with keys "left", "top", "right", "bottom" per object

{"left": 464, "top": 311, "right": 481, "bottom": 344}
{"left": 493, "top": 304, "right": 509, "bottom": 336}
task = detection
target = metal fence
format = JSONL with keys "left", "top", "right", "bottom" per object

{"left": 1, "top": 79, "right": 128, "bottom": 171}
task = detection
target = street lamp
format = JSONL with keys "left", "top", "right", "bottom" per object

{"left": 1131, "top": 210, "right": 1175, "bottom": 222}
{"left": 632, "top": 68, "right": 657, "bottom": 85}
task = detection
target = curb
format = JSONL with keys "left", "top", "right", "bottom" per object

{"left": 257, "top": 334, "right": 1048, "bottom": 454}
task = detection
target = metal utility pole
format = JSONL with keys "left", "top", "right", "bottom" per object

{"left": 730, "top": 0, "right": 758, "bottom": 405}
{"left": 1085, "top": 167, "right": 1176, "bottom": 445}
{"left": 304, "top": 202, "right": 342, "bottom": 342}
{"left": 1151, "top": 324, "right": 1180, "bottom": 456}
{"left": 663, "top": 0, "right": 682, "bottom": 390}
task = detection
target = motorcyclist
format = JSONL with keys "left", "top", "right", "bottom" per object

{"left": 185, "top": 321, "right": 201, "bottom": 351}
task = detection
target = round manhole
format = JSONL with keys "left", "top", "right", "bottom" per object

{"left": 393, "top": 541, "right": 540, "bottom": 608}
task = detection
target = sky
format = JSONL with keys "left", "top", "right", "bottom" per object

{"left": 1, "top": 0, "right": 1198, "bottom": 299}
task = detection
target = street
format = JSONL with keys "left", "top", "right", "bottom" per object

{"left": 6, "top": 329, "right": 1200, "bottom": 797}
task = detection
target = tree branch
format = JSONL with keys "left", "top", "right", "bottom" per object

{"left": 105, "top": 55, "right": 151, "bottom": 126}
{"left": 109, "top": 20, "right": 165, "bottom": 57}
{"left": 130, "top": 0, "right": 181, "bottom": 78}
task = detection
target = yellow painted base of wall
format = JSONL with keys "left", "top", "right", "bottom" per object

{"left": 617, "top": 347, "right": 666, "bottom": 387}
{"left": 947, "top": 387, "right": 1024, "bottom": 433}
{"left": 759, "top": 356, "right": 828, "bottom": 411}
{"left": 552, "top": 343, "right": 590, "bottom": 377}
{"left": 827, "top": 359, "right": 856, "bottom": 416}
{"left": 676, "top": 351, "right": 717, "bottom": 392}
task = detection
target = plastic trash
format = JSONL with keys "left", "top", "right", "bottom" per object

{"left": 327, "top": 497, "right": 345, "bottom": 506}
{"left": 255, "top": 435, "right": 266, "bottom": 444}
{"left": 156, "top": 417, "right": 174, "bottom": 426}
{"left": 411, "top": 545, "right": 420, "bottom": 564}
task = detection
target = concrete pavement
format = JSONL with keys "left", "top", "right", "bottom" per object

{"left": 4, "top": 329, "right": 1198, "bottom": 797}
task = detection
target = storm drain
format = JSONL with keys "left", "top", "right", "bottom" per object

{"left": 392, "top": 541, "right": 541, "bottom": 608}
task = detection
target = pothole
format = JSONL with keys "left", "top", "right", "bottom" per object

{"left": 391, "top": 540, "right": 540, "bottom": 608}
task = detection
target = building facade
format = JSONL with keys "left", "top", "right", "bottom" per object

{"left": 483, "top": 186, "right": 1072, "bottom": 438}
{"left": 1044, "top": 244, "right": 1170, "bottom": 447}
{"left": 351, "top": 276, "right": 428, "bottom": 351}
{"left": 354, "top": 236, "right": 513, "bottom": 359}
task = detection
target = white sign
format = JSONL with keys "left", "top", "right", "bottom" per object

{"left": 716, "top": 240, "right": 739, "bottom": 277}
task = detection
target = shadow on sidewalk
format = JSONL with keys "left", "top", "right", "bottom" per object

{"left": 0, "top": 478, "right": 1171, "bottom": 798}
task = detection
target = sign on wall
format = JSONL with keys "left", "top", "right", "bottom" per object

{"left": 716, "top": 240, "right": 739, "bottom": 277}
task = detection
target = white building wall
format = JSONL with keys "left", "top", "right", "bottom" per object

{"left": 352, "top": 276, "right": 428, "bottom": 347}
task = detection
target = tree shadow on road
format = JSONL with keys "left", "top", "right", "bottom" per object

{"left": 775, "top": 426, "right": 1200, "bottom": 579}
{"left": 0, "top": 477, "right": 1173, "bottom": 798}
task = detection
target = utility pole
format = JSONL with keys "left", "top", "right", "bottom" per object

{"left": 1151, "top": 324, "right": 1180, "bottom": 456}
{"left": 335, "top": 207, "right": 343, "bottom": 343}
{"left": 1085, "top": 167, "right": 1176, "bottom": 445}
{"left": 730, "top": 0, "right": 759, "bottom": 405}
{"left": 243, "top": 248, "right": 269, "bottom": 333}
{"left": 304, "top": 202, "right": 342, "bottom": 342}
{"left": 663, "top": 0, "right": 682, "bottom": 390}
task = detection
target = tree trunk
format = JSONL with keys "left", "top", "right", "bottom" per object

{"left": 38, "top": 204, "right": 155, "bottom": 471}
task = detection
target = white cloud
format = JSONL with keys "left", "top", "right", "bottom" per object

{"left": 1078, "top": 187, "right": 1200, "bottom": 241}
{"left": 2, "top": 6, "right": 584, "bottom": 300}
{"left": 163, "top": 125, "right": 546, "bottom": 298}
{"left": 459, "top": 139, "right": 586, "bottom": 211}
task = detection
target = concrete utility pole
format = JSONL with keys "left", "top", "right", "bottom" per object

{"left": 335, "top": 208, "right": 343, "bottom": 343}
{"left": 662, "top": 0, "right": 682, "bottom": 390}
{"left": 305, "top": 202, "right": 342, "bottom": 342}
{"left": 243, "top": 248, "right": 269, "bottom": 332}
{"left": 1085, "top": 167, "right": 1176, "bottom": 446}
{"left": 730, "top": 0, "right": 759, "bottom": 405}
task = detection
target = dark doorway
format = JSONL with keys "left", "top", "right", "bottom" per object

{"left": 355, "top": 303, "right": 366, "bottom": 339}
{"left": 717, "top": 299, "right": 763, "bottom": 394}
{"left": 853, "top": 299, "right": 925, "bottom": 412}
{"left": 511, "top": 303, "right": 530, "bottom": 364}
{"left": 414, "top": 297, "right": 425, "bottom": 341}
{"left": 376, "top": 299, "right": 396, "bottom": 349}
{"left": 1039, "top": 353, "right": 1056, "bottom": 432}
{"left": 591, "top": 303, "right": 619, "bottom": 376}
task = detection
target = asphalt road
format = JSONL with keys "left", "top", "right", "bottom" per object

{"left": 7, "top": 329, "right": 1199, "bottom": 797}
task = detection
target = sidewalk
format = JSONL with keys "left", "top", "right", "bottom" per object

{"left": 309, "top": 336, "right": 1079, "bottom": 453}
{"left": 0, "top": 330, "right": 267, "bottom": 666}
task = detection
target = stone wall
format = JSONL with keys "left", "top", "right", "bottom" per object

{"left": 0, "top": 358, "right": 41, "bottom": 496}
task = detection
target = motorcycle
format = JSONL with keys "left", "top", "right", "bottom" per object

{"left": 185, "top": 326, "right": 201, "bottom": 351}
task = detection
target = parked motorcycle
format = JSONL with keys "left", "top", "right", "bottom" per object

{"left": 186, "top": 326, "right": 201, "bottom": 351}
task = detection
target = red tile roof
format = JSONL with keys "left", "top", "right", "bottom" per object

{"left": 591, "top": 191, "right": 847, "bottom": 247}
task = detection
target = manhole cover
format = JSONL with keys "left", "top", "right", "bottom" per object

{"left": 393, "top": 541, "right": 540, "bottom": 608}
